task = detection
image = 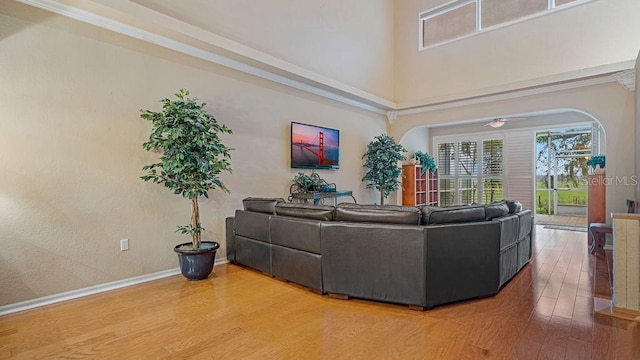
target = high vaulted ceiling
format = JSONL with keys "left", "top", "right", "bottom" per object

{"left": 17, "top": 0, "right": 640, "bottom": 117}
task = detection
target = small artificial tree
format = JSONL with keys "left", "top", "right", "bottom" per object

{"left": 362, "top": 134, "right": 406, "bottom": 205}
{"left": 140, "top": 89, "right": 233, "bottom": 250}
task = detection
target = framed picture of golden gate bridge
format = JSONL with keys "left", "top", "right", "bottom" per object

{"left": 291, "top": 122, "right": 339, "bottom": 170}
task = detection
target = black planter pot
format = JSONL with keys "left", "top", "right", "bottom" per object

{"left": 174, "top": 241, "right": 220, "bottom": 281}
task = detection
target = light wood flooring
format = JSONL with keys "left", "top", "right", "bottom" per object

{"left": 1, "top": 226, "right": 639, "bottom": 359}
{"left": 536, "top": 214, "right": 588, "bottom": 228}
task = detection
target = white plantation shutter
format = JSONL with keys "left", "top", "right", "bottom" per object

{"left": 436, "top": 132, "right": 534, "bottom": 209}
{"left": 482, "top": 139, "right": 503, "bottom": 176}
{"left": 504, "top": 131, "right": 534, "bottom": 211}
{"left": 457, "top": 141, "right": 478, "bottom": 176}
{"left": 482, "top": 139, "right": 504, "bottom": 203}
{"left": 438, "top": 143, "right": 456, "bottom": 206}
{"left": 438, "top": 142, "right": 455, "bottom": 176}
{"left": 458, "top": 141, "right": 478, "bottom": 204}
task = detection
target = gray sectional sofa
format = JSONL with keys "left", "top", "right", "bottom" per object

{"left": 225, "top": 198, "right": 533, "bottom": 310}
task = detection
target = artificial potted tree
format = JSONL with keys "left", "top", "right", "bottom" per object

{"left": 140, "top": 89, "right": 233, "bottom": 281}
{"left": 362, "top": 134, "right": 406, "bottom": 205}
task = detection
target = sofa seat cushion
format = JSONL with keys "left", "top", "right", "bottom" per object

{"left": 242, "top": 197, "right": 285, "bottom": 214}
{"left": 275, "top": 203, "right": 335, "bottom": 221}
{"left": 272, "top": 245, "right": 323, "bottom": 292}
{"left": 484, "top": 201, "right": 510, "bottom": 220}
{"left": 335, "top": 203, "right": 421, "bottom": 225}
{"left": 421, "top": 205, "right": 486, "bottom": 225}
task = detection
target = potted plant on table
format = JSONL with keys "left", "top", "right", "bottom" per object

{"left": 291, "top": 172, "right": 314, "bottom": 193}
{"left": 140, "top": 89, "right": 233, "bottom": 281}
{"left": 362, "top": 134, "right": 406, "bottom": 205}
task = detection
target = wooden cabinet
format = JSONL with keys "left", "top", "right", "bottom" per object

{"left": 402, "top": 165, "right": 438, "bottom": 207}
{"left": 588, "top": 174, "right": 606, "bottom": 225}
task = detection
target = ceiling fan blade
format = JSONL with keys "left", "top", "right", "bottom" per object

{"left": 499, "top": 117, "right": 526, "bottom": 122}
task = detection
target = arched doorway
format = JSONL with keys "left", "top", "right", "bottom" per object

{"left": 397, "top": 110, "right": 606, "bottom": 217}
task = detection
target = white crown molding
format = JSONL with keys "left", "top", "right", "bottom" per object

{"left": 396, "top": 67, "right": 631, "bottom": 116}
{"left": 0, "top": 258, "right": 228, "bottom": 316}
{"left": 16, "top": 0, "right": 394, "bottom": 114}
{"left": 14, "top": 0, "right": 637, "bottom": 117}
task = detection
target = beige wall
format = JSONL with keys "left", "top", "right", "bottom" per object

{"left": 395, "top": 0, "right": 640, "bottom": 104}
{"left": 399, "top": 126, "right": 430, "bottom": 156}
{"left": 390, "top": 82, "right": 637, "bottom": 218}
{"left": 0, "top": 2, "right": 386, "bottom": 306}
{"left": 131, "top": 0, "right": 395, "bottom": 100}
{"left": 636, "top": 53, "right": 640, "bottom": 203}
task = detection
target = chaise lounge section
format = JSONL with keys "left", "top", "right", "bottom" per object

{"left": 226, "top": 198, "right": 533, "bottom": 310}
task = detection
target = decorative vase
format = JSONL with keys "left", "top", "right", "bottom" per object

{"left": 594, "top": 165, "right": 605, "bottom": 175}
{"left": 409, "top": 158, "right": 417, "bottom": 165}
{"left": 174, "top": 241, "right": 220, "bottom": 280}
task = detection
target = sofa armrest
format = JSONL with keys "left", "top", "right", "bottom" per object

{"left": 225, "top": 216, "right": 235, "bottom": 262}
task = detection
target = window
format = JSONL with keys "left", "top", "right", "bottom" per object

{"left": 437, "top": 142, "right": 456, "bottom": 206}
{"left": 436, "top": 137, "right": 504, "bottom": 205}
{"left": 422, "top": 1, "right": 476, "bottom": 48}
{"left": 420, "top": 0, "right": 584, "bottom": 49}
{"left": 481, "top": 0, "right": 548, "bottom": 28}
{"left": 458, "top": 141, "right": 478, "bottom": 204}
{"left": 482, "top": 139, "right": 504, "bottom": 203}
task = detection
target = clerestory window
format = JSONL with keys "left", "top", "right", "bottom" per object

{"left": 420, "top": 0, "right": 588, "bottom": 49}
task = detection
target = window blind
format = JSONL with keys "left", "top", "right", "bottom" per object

{"left": 423, "top": 2, "right": 476, "bottom": 47}
{"left": 458, "top": 141, "right": 478, "bottom": 176}
{"left": 437, "top": 142, "right": 456, "bottom": 176}
{"left": 481, "top": 0, "right": 548, "bottom": 28}
{"left": 482, "top": 139, "right": 503, "bottom": 176}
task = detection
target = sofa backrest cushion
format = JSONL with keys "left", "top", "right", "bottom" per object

{"left": 484, "top": 201, "right": 510, "bottom": 220}
{"left": 335, "top": 203, "right": 421, "bottom": 225}
{"left": 421, "top": 205, "right": 486, "bottom": 225}
{"left": 275, "top": 203, "right": 335, "bottom": 221}
{"left": 242, "top": 197, "right": 285, "bottom": 214}
{"left": 506, "top": 200, "right": 523, "bottom": 214}
{"left": 234, "top": 210, "right": 271, "bottom": 243}
{"left": 271, "top": 216, "right": 322, "bottom": 254}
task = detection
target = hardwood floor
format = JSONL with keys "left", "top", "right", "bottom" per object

{"left": 1, "top": 226, "right": 639, "bottom": 359}
{"left": 536, "top": 214, "right": 588, "bottom": 228}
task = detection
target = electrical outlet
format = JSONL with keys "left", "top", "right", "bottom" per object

{"left": 120, "top": 239, "right": 129, "bottom": 251}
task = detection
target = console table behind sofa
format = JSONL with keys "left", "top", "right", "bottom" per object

{"left": 289, "top": 190, "right": 356, "bottom": 205}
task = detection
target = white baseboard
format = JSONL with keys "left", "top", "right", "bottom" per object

{"left": 0, "top": 257, "right": 228, "bottom": 316}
